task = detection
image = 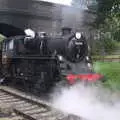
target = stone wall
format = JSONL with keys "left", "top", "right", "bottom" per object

{"left": 0, "top": 0, "right": 96, "bottom": 36}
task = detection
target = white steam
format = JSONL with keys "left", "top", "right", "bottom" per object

{"left": 51, "top": 83, "right": 120, "bottom": 120}
{"left": 37, "top": 0, "right": 72, "bottom": 6}
{"left": 24, "top": 29, "right": 35, "bottom": 38}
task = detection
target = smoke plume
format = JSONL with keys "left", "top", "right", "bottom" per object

{"left": 51, "top": 83, "right": 120, "bottom": 120}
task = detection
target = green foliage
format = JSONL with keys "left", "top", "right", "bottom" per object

{"left": 94, "top": 62, "right": 120, "bottom": 90}
{"left": 91, "top": 34, "right": 117, "bottom": 55}
{"left": 72, "top": 0, "right": 120, "bottom": 26}
{"left": 91, "top": 40, "right": 102, "bottom": 55}
{"left": 103, "top": 14, "right": 120, "bottom": 41}
{"left": 94, "top": 11, "right": 120, "bottom": 54}
{"left": 94, "top": 0, "right": 120, "bottom": 26}
{"left": 72, "top": 0, "right": 120, "bottom": 54}
{"left": 0, "top": 34, "right": 5, "bottom": 50}
{"left": 100, "top": 33, "right": 117, "bottom": 53}
{"left": 71, "top": 0, "right": 87, "bottom": 8}
{"left": 103, "top": 40, "right": 116, "bottom": 53}
{"left": 111, "top": 0, "right": 120, "bottom": 13}
{"left": 96, "top": 0, "right": 114, "bottom": 16}
{"left": 0, "top": 34, "right": 5, "bottom": 42}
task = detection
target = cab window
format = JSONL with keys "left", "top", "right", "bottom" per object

{"left": 8, "top": 40, "right": 14, "bottom": 50}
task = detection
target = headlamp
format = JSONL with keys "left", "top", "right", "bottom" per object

{"left": 75, "top": 32, "right": 81, "bottom": 39}
{"left": 24, "top": 29, "right": 35, "bottom": 38}
{"left": 58, "top": 55, "right": 63, "bottom": 61}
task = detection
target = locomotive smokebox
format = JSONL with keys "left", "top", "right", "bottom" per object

{"left": 47, "top": 32, "right": 88, "bottom": 63}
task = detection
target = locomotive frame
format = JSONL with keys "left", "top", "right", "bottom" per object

{"left": 0, "top": 29, "right": 102, "bottom": 94}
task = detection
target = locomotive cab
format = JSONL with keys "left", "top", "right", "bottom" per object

{"left": 2, "top": 36, "right": 26, "bottom": 58}
{"left": 2, "top": 38, "right": 16, "bottom": 65}
{"left": 2, "top": 39, "right": 14, "bottom": 57}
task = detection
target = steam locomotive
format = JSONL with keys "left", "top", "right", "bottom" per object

{"left": 1, "top": 28, "right": 102, "bottom": 93}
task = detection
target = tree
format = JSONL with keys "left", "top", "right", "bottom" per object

{"left": 72, "top": 0, "right": 120, "bottom": 54}
{"left": 0, "top": 34, "right": 5, "bottom": 42}
{"left": 0, "top": 34, "right": 5, "bottom": 50}
{"left": 72, "top": 0, "right": 88, "bottom": 9}
{"left": 72, "top": 0, "right": 97, "bottom": 10}
{"left": 72, "top": 0, "right": 113, "bottom": 25}
{"left": 95, "top": 0, "right": 120, "bottom": 26}
{"left": 98, "top": 0, "right": 120, "bottom": 41}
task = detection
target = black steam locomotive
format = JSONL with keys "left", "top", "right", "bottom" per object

{"left": 1, "top": 28, "right": 102, "bottom": 93}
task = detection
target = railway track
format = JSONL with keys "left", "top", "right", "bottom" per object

{"left": 0, "top": 86, "right": 83, "bottom": 120}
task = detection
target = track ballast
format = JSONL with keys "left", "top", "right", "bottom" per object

{"left": 0, "top": 86, "right": 83, "bottom": 120}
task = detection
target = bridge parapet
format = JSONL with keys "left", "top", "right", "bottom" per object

{"left": 0, "top": 0, "right": 62, "bottom": 21}
{"left": 0, "top": 0, "right": 96, "bottom": 38}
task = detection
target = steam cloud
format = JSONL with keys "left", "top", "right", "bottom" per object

{"left": 51, "top": 83, "right": 120, "bottom": 120}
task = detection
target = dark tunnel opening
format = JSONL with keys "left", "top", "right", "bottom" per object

{"left": 0, "top": 23, "right": 25, "bottom": 37}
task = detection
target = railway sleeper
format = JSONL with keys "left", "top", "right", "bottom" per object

{"left": 15, "top": 102, "right": 34, "bottom": 108}
{"left": 16, "top": 105, "right": 39, "bottom": 111}
{"left": 24, "top": 108, "right": 47, "bottom": 114}
{"left": 0, "top": 95, "right": 14, "bottom": 99}
{"left": 4, "top": 100, "right": 26, "bottom": 106}
{"left": 0, "top": 98, "right": 19, "bottom": 102}
{"left": 32, "top": 111, "right": 65, "bottom": 120}
{"left": 36, "top": 116, "right": 57, "bottom": 120}
{"left": 0, "top": 93, "right": 7, "bottom": 96}
{"left": 0, "top": 87, "right": 84, "bottom": 120}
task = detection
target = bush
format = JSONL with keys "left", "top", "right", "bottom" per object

{"left": 102, "top": 38, "right": 117, "bottom": 54}
{"left": 91, "top": 38, "right": 117, "bottom": 55}
{"left": 0, "top": 34, "right": 5, "bottom": 50}
{"left": 0, "top": 34, "right": 5, "bottom": 42}
{"left": 92, "top": 12, "right": 120, "bottom": 55}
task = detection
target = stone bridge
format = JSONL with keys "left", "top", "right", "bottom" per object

{"left": 0, "top": 0, "right": 96, "bottom": 37}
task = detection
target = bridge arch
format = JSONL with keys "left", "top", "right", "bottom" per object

{"left": 0, "top": 23, "right": 25, "bottom": 37}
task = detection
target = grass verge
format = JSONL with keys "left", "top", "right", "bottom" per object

{"left": 93, "top": 62, "right": 120, "bottom": 91}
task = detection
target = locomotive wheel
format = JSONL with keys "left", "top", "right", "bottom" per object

{"left": 2, "top": 77, "right": 15, "bottom": 86}
{"left": 33, "top": 79, "right": 52, "bottom": 95}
